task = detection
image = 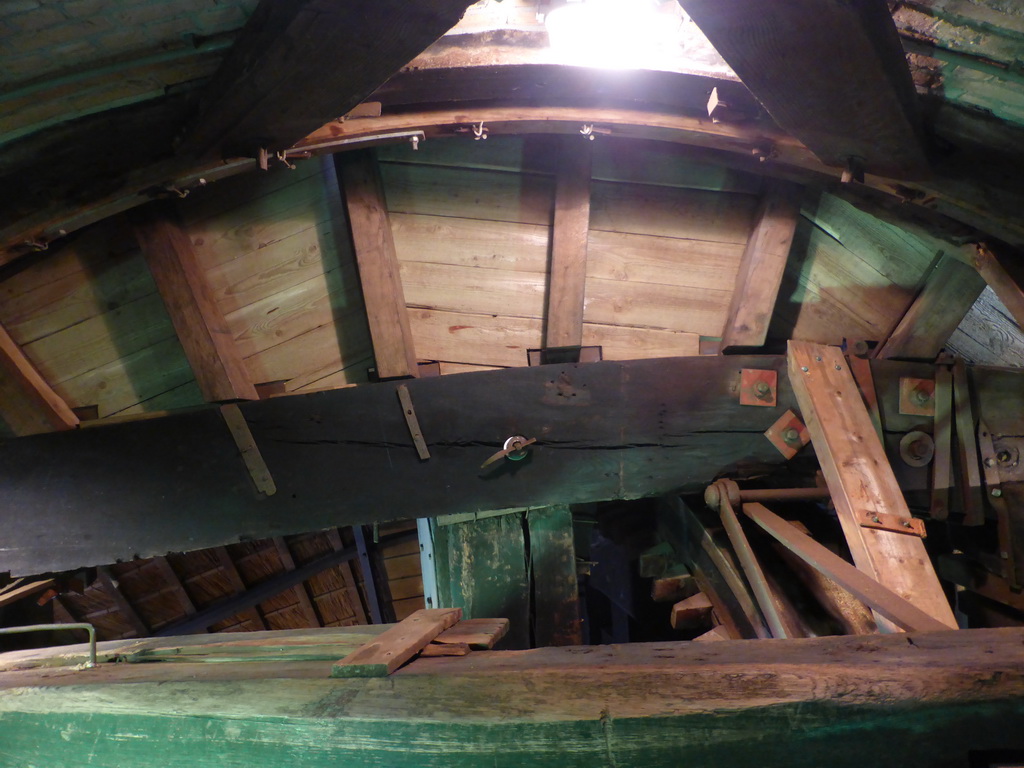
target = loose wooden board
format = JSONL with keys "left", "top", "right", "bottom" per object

{"left": 433, "top": 618, "right": 510, "bottom": 649}
{"left": 331, "top": 607, "right": 461, "bottom": 677}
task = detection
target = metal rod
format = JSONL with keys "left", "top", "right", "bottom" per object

{"left": 0, "top": 623, "right": 97, "bottom": 667}
{"left": 736, "top": 487, "right": 831, "bottom": 503}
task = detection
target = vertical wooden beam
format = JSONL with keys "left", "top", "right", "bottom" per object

{"left": 721, "top": 181, "right": 802, "bottom": 351}
{"left": 273, "top": 537, "right": 321, "bottom": 628}
{"left": 131, "top": 202, "right": 258, "bottom": 402}
{"left": 787, "top": 341, "right": 957, "bottom": 632}
{"left": 336, "top": 151, "right": 418, "bottom": 379}
{"left": 876, "top": 253, "right": 986, "bottom": 360}
{"left": 0, "top": 321, "right": 78, "bottom": 433}
{"left": 96, "top": 566, "right": 149, "bottom": 638}
{"left": 214, "top": 547, "right": 267, "bottom": 630}
{"left": 545, "top": 138, "right": 592, "bottom": 349}
{"left": 528, "top": 506, "right": 582, "bottom": 647}
{"left": 973, "top": 242, "right": 1024, "bottom": 330}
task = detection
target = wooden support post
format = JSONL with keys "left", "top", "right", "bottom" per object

{"left": 527, "top": 506, "right": 582, "bottom": 647}
{"left": 787, "top": 341, "right": 957, "bottom": 631}
{"left": 337, "top": 152, "right": 419, "bottom": 379}
{"left": 721, "top": 180, "right": 802, "bottom": 351}
{"left": 876, "top": 253, "right": 986, "bottom": 360}
{"left": 273, "top": 538, "right": 322, "bottom": 628}
{"left": 952, "top": 358, "right": 984, "bottom": 525}
{"left": 96, "top": 566, "right": 149, "bottom": 638}
{"left": 0, "top": 322, "right": 78, "bottom": 433}
{"left": 214, "top": 547, "right": 267, "bottom": 630}
{"left": 931, "top": 364, "right": 954, "bottom": 521}
{"left": 973, "top": 243, "right": 1024, "bottom": 330}
{"left": 131, "top": 202, "right": 258, "bottom": 403}
{"left": 545, "top": 138, "right": 592, "bottom": 349}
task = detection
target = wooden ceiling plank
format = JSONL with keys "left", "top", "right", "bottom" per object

{"left": 327, "top": 529, "right": 369, "bottom": 625}
{"left": 151, "top": 556, "right": 198, "bottom": 619}
{"left": 678, "top": 0, "right": 928, "bottom": 179}
{"left": 0, "top": 321, "right": 79, "bottom": 434}
{"left": 177, "top": 0, "right": 476, "bottom": 159}
{"left": 336, "top": 152, "right": 419, "bottom": 380}
{"left": 876, "top": 253, "right": 987, "bottom": 360}
{"left": 130, "top": 202, "right": 259, "bottom": 403}
{"left": 721, "top": 180, "right": 802, "bottom": 351}
{"left": 787, "top": 341, "right": 957, "bottom": 631}
{"left": 214, "top": 547, "right": 267, "bottom": 631}
{"left": 972, "top": 243, "right": 1024, "bottom": 330}
{"left": 545, "top": 138, "right": 592, "bottom": 349}
{"left": 273, "top": 537, "right": 322, "bottom": 629}
{"left": 96, "top": 566, "right": 149, "bottom": 639}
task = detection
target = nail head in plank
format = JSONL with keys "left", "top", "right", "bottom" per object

{"left": 331, "top": 607, "right": 462, "bottom": 677}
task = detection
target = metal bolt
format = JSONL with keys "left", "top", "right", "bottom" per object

{"left": 913, "top": 388, "right": 931, "bottom": 405}
{"left": 815, "top": 356, "right": 822, "bottom": 362}
{"left": 782, "top": 427, "right": 800, "bottom": 444}
{"left": 902, "top": 521, "right": 912, "bottom": 528}
{"left": 835, "top": 365, "right": 842, "bottom": 371}
{"left": 991, "top": 488, "right": 1003, "bottom": 498}
{"left": 801, "top": 366, "right": 809, "bottom": 372}
{"left": 985, "top": 457, "right": 996, "bottom": 468}
{"left": 871, "top": 515, "right": 880, "bottom": 523}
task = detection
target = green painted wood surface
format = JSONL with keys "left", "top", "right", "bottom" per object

{"left": 528, "top": 505, "right": 582, "bottom": 646}
{"left": 1, "top": 629, "right": 1023, "bottom": 767}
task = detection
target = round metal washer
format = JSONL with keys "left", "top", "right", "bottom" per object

{"left": 899, "top": 430, "right": 935, "bottom": 467}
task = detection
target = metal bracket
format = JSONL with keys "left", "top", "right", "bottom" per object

{"left": 764, "top": 409, "right": 810, "bottom": 459}
{"left": 220, "top": 404, "right": 277, "bottom": 496}
{"left": 859, "top": 510, "right": 926, "bottom": 538}
{"left": 739, "top": 369, "right": 777, "bottom": 407}
{"left": 899, "top": 377, "right": 935, "bottom": 416}
{"left": 978, "top": 420, "right": 1017, "bottom": 587}
{"left": 397, "top": 384, "right": 430, "bottom": 461}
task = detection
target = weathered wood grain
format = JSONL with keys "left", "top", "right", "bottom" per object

{"left": 0, "top": 320, "right": 78, "bottom": 432}
{"left": 528, "top": 506, "right": 582, "bottom": 647}
{"left": 332, "top": 608, "right": 461, "bottom": 677}
{"left": 546, "top": 139, "right": 592, "bottom": 347}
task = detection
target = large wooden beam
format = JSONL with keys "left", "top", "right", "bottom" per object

{"left": 721, "top": 180, "right": 802, "bottom": 351}
{"left": 0, "top": 321, "right": 78, "bottom": 434}
{"left": 544, "top": 138, "right": 592, "bottom": 348}
{"left": 3, "top": 628, "right": 1024, "bottom": 766}
{"left": 177, "top": 0, "right": 475, "bottom": 159}
{"left": 0, "top": 356, "right": 807, "bottom": 576}
{"left": 131, "top": 202, "right": 258, "bottom": 402}
{"left": 336, "top": 152, "right": 418, "bottom": 379}
{"left": 678, "top": 0, "right": 928, "bottom": 179}
{"left": 973, "top": 242, "right": 1024, "bottom": 330}
{"left": 876, "top": 252, "right": 986, "bottom": 360}
{"left": 787, "top": 341, "right": 957, "bottom": 631}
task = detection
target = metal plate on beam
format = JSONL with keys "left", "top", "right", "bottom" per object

{"left": 740, "top": 369, "right": 777, "bottom": 407}
{"left": 859, "top": 510, "right": 926, "bottom": 538}
{"left": 899, "top": 377, "right": 935, "bottom": 416}
{"left": 764, "top": 409, "right": 809, "bottom": 460}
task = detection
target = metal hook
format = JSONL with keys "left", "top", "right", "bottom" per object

{"left": 276, "top": 151, "right": 296, "bottom": 170}
{"left": 409, "top": 135, "right": 420, "bottom": 150}
{"left": 23, "top": 239, "right": 48, "bottom": 252}
{"left": 472, "top": 121, "right": 488, "bottom": 140}
{"left": 580, "top": 124, "right": 596, "bottom": 141}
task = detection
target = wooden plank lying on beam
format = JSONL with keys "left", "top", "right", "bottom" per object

{"left": 876, "top": 253, "right": 986, "bottom": 360}
{"left": 0, "top": 356, "right": 813, "bottom": 576}
{"left": 131, "top": 202, "right": 258, "bottom": 402}
{"left": 679, "top": 0, "right": 928, "bottom": 179}
{"left": 177, "top": 0, "right": 476, "bottom": 159}
{"left": 331, "top": 607, "right": 461, "bottom": 677}
{"left": 0, "top": 321, "right": 78, "bottom": 433}
{"left": 545, "top": 138, "right": 592, "bottom": 348}
{"left": 743, "top": 503, "right": 951, "bottom": 634}
{"left": 337, "top": 152, "right": 418, "bottom": 380}
{"left": 973, "top": 242, "right": 1024, "bottom": 330}
{"left": 721, "top": 180, "right": 802, "bottom": 351}
{"left": 4, "top": 628, "right": 1024, "bottom": 767}
{"left": 787, "top": 341, "right": 957, "bottom": 631}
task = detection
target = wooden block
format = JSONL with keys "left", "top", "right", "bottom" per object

{"left": 419, "top": 641, "right": 472, "bottom": 657}
{"left": 638, "top": 542, "right": 674, "bottom": 578}
{"left": 670, "top": 592, "right": 713, "bottom": 630}
{"left": 692, "top": 626, "right": 729, "bottom": 642}
{"left": 433, "top": 618, "right": 510, "bottom": 649}
{"left": 651, "top": 573, "right": 697, "bottom": 603}
{"left": 331, "top": 607, "right": 461, "bottom": 677}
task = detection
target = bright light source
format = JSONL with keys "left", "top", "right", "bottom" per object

{"left": 545, "top": 0, "right": 674, "bottom": 70}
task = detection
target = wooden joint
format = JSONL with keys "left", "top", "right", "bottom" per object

{"left": 859, "top": 510, "right": 927, "bottom": 538}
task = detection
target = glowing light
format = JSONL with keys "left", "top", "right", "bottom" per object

{"left": 545, "top": 0, "right": 675, "bottom": 70}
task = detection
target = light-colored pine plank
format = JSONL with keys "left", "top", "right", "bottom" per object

{"left": 877, "top": 253, "right": 987, "bottom": 360}
{"left": 381, "top": 163, "right": 554, "bottom": 226}
{"left": 591, "top": 139, "right": 762, "bottom": 193}
{"left": 432, "top": 617, "right": 510, "bottom": 649}
{"left": 438, "top": 362, "right": 504, "bottom": 375}
{"left": 339, "top": 153, "right": 419, "bottom": 379}
{"left": 787, "top": 340, "right": 957, "bottom": 631}
{"left": 581, "top": 324, "right": 700, "bottom": 360}
{"left": 401, "top": 261, "right": 546, "bottom": 319}
{"left": 331, "top": 607, "right": 461, "bottom": 677}
{"left": 546, "top": 139, "right": 592, "bottom": 347}
{"left": 132, "top": 203, "right": 258, "bottom": 402}
{"left": 590, "top": 182, "right": 757, "bottom": 243}
{"left": 0, "top": 321, "right": 78, "bottom": 431}
{"left": 946, "top": 287, "right": 1024, "bottom": 368}
{"left": 586, "top": 230, "right": 744, "bottom": 291}
{"left": 408, "top": 309, "right": 541, "bottom": 368}
{"left": 584, "top": 278, "right": 732, "bottom": 336}
{"left": 973, "top": 243, "right": 1024, "bottom": 331}
{"left": 721, "top": 180, "right": 802, "bottom": 350}
{"left": 392, "top": 213, "right": 549, "bottom": 274}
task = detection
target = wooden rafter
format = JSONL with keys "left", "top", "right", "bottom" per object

{"left": 337, "top": 151, "right": 418, "bottom": 380}
{"left": 214, "top": 547, "right": 267, "bottom": 630}
{"left": 177, "top": 0, "right": 476, "bottom": 159}
{"left": 545, "top": 138, "right": 592, "bottom": 349}
{"left": 973, "top": 242, "right": 1024, "bottom": 330}
{"left": 720, "top": 180, "right": 802, "bottom": 351}
{"left": 96, "top": 566, "right": 149, "bottom": 638}
{"left": 679, "top": 0, "right": 928, "bottom": 179}
{"left": 787, "top": 341, "right": 957, "bottom": 631}
{"left": 876, "top": 252, "right": 987, "bottom": 360}
{"left": 273, "top": 538, "right": 321, "bottom": 629}
{"left": 151, "top": 557, "right": 197, "bottom": 618}
{"left": 0, "top": 321, "right": 78, "bottom": 434}
{"left": 130, "top": 202, "right": 258, "bottom": 403}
